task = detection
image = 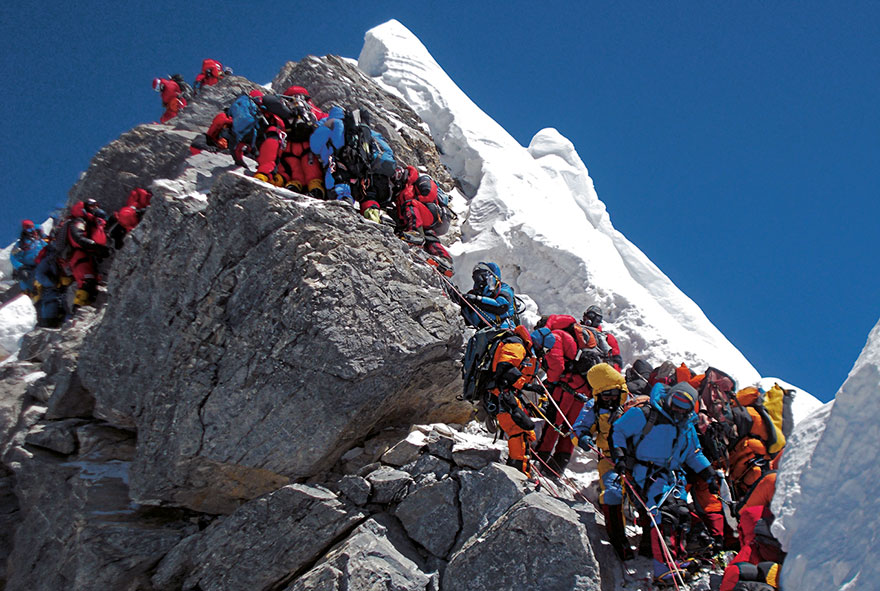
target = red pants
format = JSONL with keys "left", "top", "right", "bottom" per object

{"left": 280, "top": 141, "right": 323, "bottom": 192}
{"left": 536, "top": 385, "right": 584, "bottom": 455}
{"left": 255, "top": 128, "right": 284, "bottom": 176}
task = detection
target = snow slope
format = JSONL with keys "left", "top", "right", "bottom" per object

{"left": 360, "top": 20, "right": 763, "bottom": 389}
{"left": 773, "top": 318, "right": 880, "bottom": 591}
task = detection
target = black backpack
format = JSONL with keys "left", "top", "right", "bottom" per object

{"left": 340, "top": 108, "right": 374, "bottom": 180}
{"left": 281, "top": 95, "right": 318, "bottom": 142}
{"left": 170, "top": 74, "right": 194, "bottom": 102}
{"left": 460, "top": 326, "right": 513, "bottom": 405}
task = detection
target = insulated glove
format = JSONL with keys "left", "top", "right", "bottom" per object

{"left": 521, "top": 382, "right": 543, "bottom": 393}
{"left": 699, "top": 467, "right": 720, "bottom": 494}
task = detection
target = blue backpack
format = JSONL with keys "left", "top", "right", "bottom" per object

{"left": 228, "top": 95, "right": 261, "bottom": 148}
{"left": 369, "top": 130, "right": 397, "bottom": 177}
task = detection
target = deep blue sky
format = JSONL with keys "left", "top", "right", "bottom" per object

{"left": 3, "top": 2, "right": 878, "bottom": 402}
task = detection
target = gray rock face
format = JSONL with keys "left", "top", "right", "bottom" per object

{"left": 152, "top": 484, "right": 364, "bottom": 591}
{"left": 24, "top": 418, "right": 86, "bottom": 455}
{"left": 287, "top": 517, "right": 432, "bottom": 591}
{"left": 4, "top": 429, "right": 191, "bottom": 591}
{"left": 367, "top": 466, "right": 414, "bottom": 504}
{"left": 78, "top": 172, "right": 469, "bottom": 513}
{"left": 395, "top": 477, "right": 460, "bottom": 558}
{"left": 454, "top": 463, "right": 531, "bottom": 552}
{"left": 272, "top": 55, "right": 454, "bottom": 190}
{"left": 444, "top": 492, "right": 601, "bottom": 591}
{"left": 67, "top": 124, "right": 199, "bottom": 216}
{"left": 170, "top": 75, "right": 264, "bottom": 134}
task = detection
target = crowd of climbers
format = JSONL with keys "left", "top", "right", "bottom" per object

{"left": 156, "top": 58, "right": 455, "bottom": 277}
{"left": 458, "top": 263, "right": 788, "bottom": 589}
{"left": 10, "top": 59, "right": 785, "bottom": 589}
{"left": 12, "top": 58, "right": 456, "bottom": 324}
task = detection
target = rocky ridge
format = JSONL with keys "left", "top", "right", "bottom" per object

{"left": 0, "top": 54, "right": 661, "bottom": 590}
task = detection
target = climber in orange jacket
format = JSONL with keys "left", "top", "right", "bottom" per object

{"left": 487, "top": 326, "right": 553, "bottom": 476}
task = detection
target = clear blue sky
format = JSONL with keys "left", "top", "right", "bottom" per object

{"left": 3, "top": 1, "right": 878, "bottom": 402}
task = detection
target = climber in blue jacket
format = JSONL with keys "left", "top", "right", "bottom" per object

{"left": 460, "top": 262, "right": 517, "bottom": 329}
{"left": 309, "top": 106, "right": 352, "bottom": 203}
{"left": 610, "top": 381, "right": 717, "bottom": 582}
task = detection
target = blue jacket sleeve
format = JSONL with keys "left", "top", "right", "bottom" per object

{"left": 572, "top": 400, "right": 596, "bottom": 439}
{"left": 610, "top": 407, "right": 647, "bottom": 451}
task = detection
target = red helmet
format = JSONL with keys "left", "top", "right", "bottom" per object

{"left": 283, "top": 85, "right": 310, "bottom": 97}
{"left": 21, "top": 219, "right": 35, "bottom": 230}
{"left": 152, "top": 78, "right": 163, "bottom": 92}
{"left": 248, "top": 89, "right": 264, "bottom": 99}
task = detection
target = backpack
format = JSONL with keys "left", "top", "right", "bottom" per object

{"left": 228, "top": 95, "right": 261, "bottom": 148}
{"left": 545, "top": 315, "right": 602, "bottom": 376}
{"left": 583, "top": 325, "right": 612, "bottom": 360}
{"left": 461, "top": 326, "right": 513, "bottom": 404}
{"left": 369, "top": 130, "right": 397, "bottom": 177}
{"left": 259, "top": 94, "right": 293, "bottom": 123}
{"left": 282, "top": 95, "right": 318, "bottom": 142}
{"left": 730, "top": 386, "right": 786, "bottom": 456}
{"left": 649, "top": 361, "right": 677, "bottom": 387}
{"left": 625, "top": 359, "right": 653, "bottom": 396}
{"left": 340, "top": 108, "right": 374, "bottom": 179}
{"left": 170, "top": 74, "right": 194, "bottom": 102}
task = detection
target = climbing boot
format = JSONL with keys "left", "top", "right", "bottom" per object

{"left": 254, "top": 172, "right": 272, "bottom": 184}
{"left": 602, "top": 504, "right": 634, "bottom": 561}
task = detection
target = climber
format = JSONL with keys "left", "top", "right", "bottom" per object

{"left": 152, "top": 77, "right": 187, "bottom": 123}
{"left": 486, "top": 325, "right": 552, "bottom": 476}
{"left": 277, "top": 85, "right": 326, "bottom": 198}
{"left": 610, "top": 381, "right": 717, "bottom": 585}
{"left": 720, "top": 506, "right": 784, "bottom": 591}
{"left": 107, "top": 188, "right": 152, "bottom": 249}
{"left": 240, "top": 89, "right": 290, "bottom": 186}
{"left": 582, "top": 305, "right": 623, "bottom": 370}
{"left": 63, "top": 199, "right": 110, "bottom": 309}
{"left": 571, "top": 363, "right": 634, "bottom": 560}
{"left": 393, "top": 166, "right": 450, "bottom": 241}
{"left": 533, "top": 315, "right": 591, "bottom": 479}
{"left": 10, "top": 220, "right": 47, "bottom": 296}
{"left": 194, "top": 58, "right": 228, "bottom": 91}
{"left": 459, "top": 262, "right": 517, "bottom": 329}
{"left": 310, "top": 106, "right": 353, "bottom": 202}
{"left": 33, "top": 250, "right": 67, "bottom": 328}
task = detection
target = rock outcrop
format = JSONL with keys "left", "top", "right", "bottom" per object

{"left": 0, "top": 52, "right": 621, "bottom": 591}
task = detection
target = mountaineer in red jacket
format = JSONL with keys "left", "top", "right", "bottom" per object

{"left": 65, "top": 199, "right": 109, "bottom": 308}
{"left": 278, "top": 86, "right": 326, "bottom": 198}
{"left": 534, "top": 315, "right": 592, "bottom": 477}
{"left": 152, "top": 78, "right": 187, "bottom": 123}
{"left": 194, "top": 58, "right": 227, "bottom": 90}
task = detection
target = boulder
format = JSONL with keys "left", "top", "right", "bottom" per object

{"left": 337, "top": 474, "right": 371, "bottom": 506}
{"left": 287, "top": 517, "right": 432, "bottom": 591}
{"left": 394, "top": 477, "right": 460, "bottom": 558}
{"left": 381, "top": 430, "right": 427, "bottom": 466}
{"left": 451, "top": 442, "right": 502, "bottom": 470}
{"left": 444, "top": 492, "right": 600, "bottom": 591}
{"left": 454, "top": 463, "right": 531, "bottom": 552}
{"left": 79, "top": 172, "right": 469, "bottom": 513}
{"left": 24, "top": 418, "right": 86, "bottom": 455}
{"left": 367, "top": 466, "right": 413, "bottom": 504}
{"left": 401, "top": 453, "right": 452, "bottom": 481}
{"left": 152, "top": 484, "right": 365, "bottom": 591}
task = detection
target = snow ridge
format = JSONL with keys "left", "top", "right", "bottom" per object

{"left": 359, "top": 20, "right": 761, "bottom": 386}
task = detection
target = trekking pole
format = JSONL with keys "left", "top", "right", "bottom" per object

{"left": 433, "top": 269, "right": 495, "bottom": 327}
{"left": 620, "top": 474, "right": 687, "bottom": 589}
